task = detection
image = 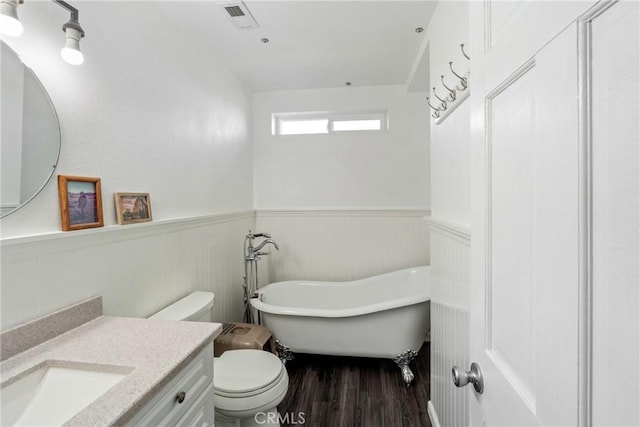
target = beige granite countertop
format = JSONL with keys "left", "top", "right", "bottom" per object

{"left": 1, "top": 315, "right": 221, "bottom": 426}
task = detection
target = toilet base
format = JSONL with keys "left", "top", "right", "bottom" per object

{"left": 215, "top": 408, "right": 281, "bottom": 427}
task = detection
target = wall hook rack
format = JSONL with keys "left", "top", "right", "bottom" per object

{"left": 426, "top": 97, "right": 442, "bottom": 118}
{"left": 449, "top": 61, "right": 468, "bottom": 91}
{"left": 441, "top": 75, "right": 457, "bottom": 102}
{"left": 430, "top": 42, "right": 470, "bottom": 125}
{"left": 432, "top": 87, "right": 448, "bottom": 109}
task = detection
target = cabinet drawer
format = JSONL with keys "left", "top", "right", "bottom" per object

{"left": 176, "top": 384, "right": 214, "bottom": 427}
{"left": 130, "top": 345, "right": 213, "bottom": 426}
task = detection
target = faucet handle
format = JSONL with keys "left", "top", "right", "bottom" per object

{"left": 252, "top": 232, "right": 271, "bottom": 239}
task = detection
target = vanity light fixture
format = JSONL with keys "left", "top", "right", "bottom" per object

{"left": 0, "top": 0, "right": 85, "bottom": 65}
{"left": 53, "top": 0, "right": 85, "bottom": 65}
{"left": 0, "top": 0, "right": 24, "bottom": 37}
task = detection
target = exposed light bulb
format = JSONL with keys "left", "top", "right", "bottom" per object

{"left": 0, "top": 0, "right": 23, "bottom": 37}
{"left": 61, "top": 27, "right": 83, "bottom": 65}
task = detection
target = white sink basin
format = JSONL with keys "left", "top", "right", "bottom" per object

{"left": 1, "top": 364, "right": 130, "bottom": 426}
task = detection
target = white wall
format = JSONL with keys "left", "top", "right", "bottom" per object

{"left": 253, "top": 85, "right": 430, "bottom": 209}
{"left": 427, "top": 2, "right": 470, "bottom": 225}
{"left": 422, "top": 1, "right": 471, "bottom": 426}
{"left": 1, "top": 1, "right": 253, "bottom": 238}
{"left": 429, "top": 220, "right": 470, "bottom": 427}
{"left": 253, "top": 86, "right": 430, "bottom": 281}
{"left": 252, "top": 86, "right": 431, "bottom": 282}
{"left": 0, "top": 2, "right": 254, "bottom": 330}
{"left": 1, "top": 213, "right": 254, "bottom": 330}
{"left": 256, "top": 209, "right": 430, "bottom": 283}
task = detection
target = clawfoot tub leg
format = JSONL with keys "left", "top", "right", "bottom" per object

{"left": 393, "top": 349, "right": 419, "bottom": 387}
{"left": 275, "top": 340, "right": 295, "bottom": 365}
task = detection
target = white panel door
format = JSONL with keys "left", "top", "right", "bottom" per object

{"left": 468, "top": 2, "right": 599, "bottom": 425}
{"left": 469, "top": 1, "right": 639, "bottom": 425}
{"left": 470, "top": 25, "right": 580, "bottom": 426}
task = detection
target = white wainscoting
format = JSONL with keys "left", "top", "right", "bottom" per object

{"left": 428, "top": 216, "right": 470, "bottom": 427}
{"left": 1, "top": 212, "right": 255, "bottom": 330}
{"left": 254, "top": 209, "right": 431, "bottom": 283}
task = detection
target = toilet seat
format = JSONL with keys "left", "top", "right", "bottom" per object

{"left": 215, "top": 350, "right": 284, "bottom": 396}
{"left": 213, "top": 350, "right": 288, "bottom": 416}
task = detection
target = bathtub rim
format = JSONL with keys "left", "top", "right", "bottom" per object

{"left": 250, "top": 296, "right": 430, "bottom": 318}
{"left": 250, "top": 266, "right": 430, "bottom": 319}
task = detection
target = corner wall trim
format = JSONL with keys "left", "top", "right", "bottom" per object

{"left": 428, "top": 401, "right": 442, "bottom": 427}
{"left": 426, "top": 216, "right": 471, "bottom": 242}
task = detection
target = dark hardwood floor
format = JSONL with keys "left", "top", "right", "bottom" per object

{"left": 278, "top": 343, "right": 431, "bottom": 427}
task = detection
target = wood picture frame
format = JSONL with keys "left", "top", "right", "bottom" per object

{"left": 58, "top": 175, "right": 104, "bottom": 231}
{"left": 114, "top": 192, "right": 152, "bottom": 225}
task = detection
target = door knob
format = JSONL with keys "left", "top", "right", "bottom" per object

{"left": 452, "top": 362, "right": 484, "bottom": 394}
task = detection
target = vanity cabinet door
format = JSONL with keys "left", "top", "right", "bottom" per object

{"left": 127, "top": 344, "right": 214, "bottom": 426}
{"left": 175, "top": 384, "right": 214, "bottom": 427}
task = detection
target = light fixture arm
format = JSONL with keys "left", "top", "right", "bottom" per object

{"left": 52, "top": 0, "right": 78, "bottom": 20}
{"left": 52, "top": 0, "right": 84, "bottom": 37}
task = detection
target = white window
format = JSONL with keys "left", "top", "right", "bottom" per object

{"left": 272, "top": 110, "right": 387, "bottom": 136}
{"left": 279, "top": 119, "right": 329, "bottom": 135}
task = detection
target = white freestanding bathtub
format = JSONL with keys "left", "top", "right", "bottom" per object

{"left": 250, "top": 266, "right": 430, "bottom": 386}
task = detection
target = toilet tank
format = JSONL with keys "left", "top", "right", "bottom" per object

{"left": 149, "top": 291, "right": 214, "bottom": 322}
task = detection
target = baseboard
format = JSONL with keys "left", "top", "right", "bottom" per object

{"left": 428, "top": 401, "right": 441, "bottom": 427}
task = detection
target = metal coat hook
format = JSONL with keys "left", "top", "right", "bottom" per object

{"left": 441, "top": 75, "right": 456, "bottom": 101}
{"left": 426, "top": 97, "right": 442, "bottom": 118}
{"left": 461, "top": 43, "right": 470, "bottom": 60}
{"left": 432, "top": 87, "right": 448, "bottom": 110}
{"left": 449, "top": 61, "right": 468, "bottom": 91}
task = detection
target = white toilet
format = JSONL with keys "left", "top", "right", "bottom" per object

{"left": 150, "top": 292, "right": 289, "bottom": 427}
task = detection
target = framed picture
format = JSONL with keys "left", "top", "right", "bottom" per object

{"left": 58, "top": 175, "right": 104, "bottom": 231}
{"left": 114, "top": 193, "right": 153, "bottom": 225}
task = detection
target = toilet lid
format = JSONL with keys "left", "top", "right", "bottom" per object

{"left": 214, "top": 350, "right": 284, "bottom": 394}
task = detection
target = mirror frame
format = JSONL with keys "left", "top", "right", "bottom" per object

{"left": 1, "top": 41, "right": 62, "bottom": 219}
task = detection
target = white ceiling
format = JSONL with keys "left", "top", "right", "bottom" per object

{"left": 158, "top": 1, "right": 437, "bottom": 92}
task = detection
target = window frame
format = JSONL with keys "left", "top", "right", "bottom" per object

{"left": 272, "top": 110, "right": 388, "bottom": 136}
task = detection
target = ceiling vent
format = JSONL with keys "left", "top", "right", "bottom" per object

{"left": 218, "top": 1, "right": 259, "bottom": 30}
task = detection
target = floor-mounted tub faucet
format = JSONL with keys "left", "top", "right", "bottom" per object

{"left": 243, "top": 231, "right": 278, "bottom": 324}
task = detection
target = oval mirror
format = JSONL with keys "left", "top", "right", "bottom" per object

{"left": 1, "top": 41, "right": 61, "bottom": 218}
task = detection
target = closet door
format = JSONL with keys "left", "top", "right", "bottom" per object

{"left": 467, "top": 1, "right": 604, "bottom": 425}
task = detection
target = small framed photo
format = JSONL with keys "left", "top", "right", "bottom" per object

{"left": 58, "top": 175, "right": 104, "bottom": 231}
{"left": 114, "top": 193, "right": 152, "bottom": 225}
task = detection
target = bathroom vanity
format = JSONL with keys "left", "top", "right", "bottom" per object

{"left": 124, "top": 345, "right": 214, "bottom": 426}
{"left": 0, "top": 296, "right": 221, "bottom": 426}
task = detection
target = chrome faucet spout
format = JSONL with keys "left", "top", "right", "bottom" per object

{"left": 252, "top": 239, "right": 279, "bottom": 252}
